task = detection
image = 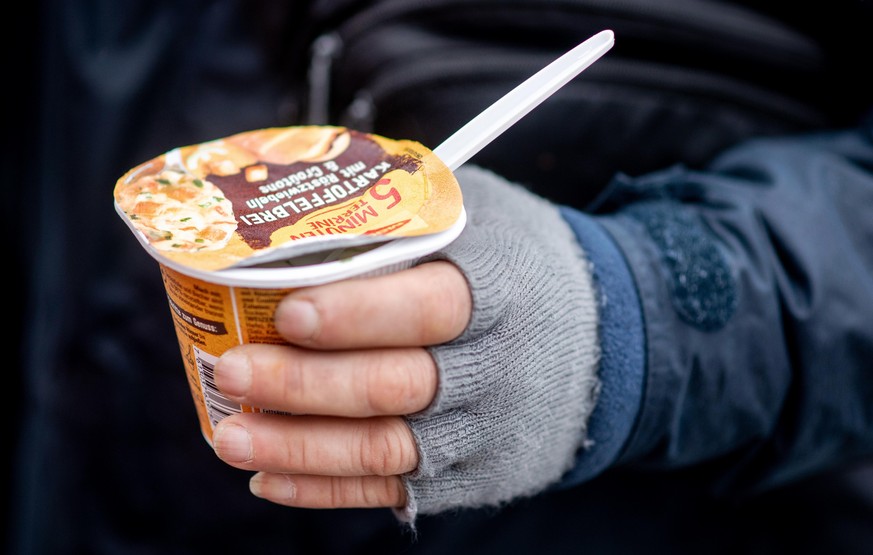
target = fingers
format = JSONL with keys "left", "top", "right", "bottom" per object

{"left": 214, "top": 414, "right": 414, "bottom": 509}
{"left": 214, "top": 343, "right": 438, "bottom": 416}
{"left": 212, "top": 413, "right": 418, "bottom": 477}
{"left": 211, "top": 261, "right": 465, "bottom": 511}
{"left": 212, "top": 346, "right": 426, "bottom": 510}
{"left": 274, "top": 260, "right": 471, "bottom": 349}
{"left": 249, "top": 473, "right": 407, "bottom": 510}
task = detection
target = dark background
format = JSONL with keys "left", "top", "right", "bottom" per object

{"left": 6, "top": 2, "right": 873, "bottom": 554}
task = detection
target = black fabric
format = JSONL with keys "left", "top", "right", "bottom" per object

{"left": 298, "top": 0, "right": 872, "bottom": 207}
{"left": 9, "top": 0, "right": 873, "bottom": 553}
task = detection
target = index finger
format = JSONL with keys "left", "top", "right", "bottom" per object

{"left": 274, "top": 260, "right": 471, "bottom": 349}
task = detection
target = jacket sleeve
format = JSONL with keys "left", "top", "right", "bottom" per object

{"left": 558, "top": 122, "right": 873, "bottom": 495}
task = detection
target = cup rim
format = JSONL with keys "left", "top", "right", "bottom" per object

{"left": 143, "top": 207, "right": 466, "bottom": 288}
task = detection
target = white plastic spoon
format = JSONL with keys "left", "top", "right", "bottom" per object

{"left": 182, "top": 30, "right": 615, "bottom": 281}
{"left": 433, "top": 29, "right": 614, "bottom": 171}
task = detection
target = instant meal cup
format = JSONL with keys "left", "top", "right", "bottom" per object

{"left": 114, "top": 126, "right": 465, "bottom": 444}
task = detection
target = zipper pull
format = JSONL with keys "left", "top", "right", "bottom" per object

{"left": 306, "top": 32, "right": 343, "bottom": 124}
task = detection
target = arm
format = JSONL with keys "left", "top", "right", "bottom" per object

{"left": 209, "top": 164, "right": 609, "bottom": 523}
{"left": 208, "top": 123, "right": 873, "bottom": 524}
{"left": 577, "top": 125, "right": 873, "bottom": 493}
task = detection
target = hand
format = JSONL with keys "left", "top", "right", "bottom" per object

{"left": 211, "top": 166, "right": 601, "bottom": 521}
{"left": 211, "top": 260, "right": 472, "bottom": 510}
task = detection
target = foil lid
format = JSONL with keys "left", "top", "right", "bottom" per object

{"left": 114, "top": 126, "right": 463, "bottom": 274}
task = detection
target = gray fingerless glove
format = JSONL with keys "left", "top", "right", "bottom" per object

{"left": 399, "top": 165, "right": 601, "bottom": 522}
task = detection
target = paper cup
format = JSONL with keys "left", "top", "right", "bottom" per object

{"left": 155, "top": 210, "right": 465, "bottom": 444}
{"left": 113, "top": 126, "right": 464, "bottom": 444}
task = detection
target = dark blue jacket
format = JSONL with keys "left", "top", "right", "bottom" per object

{"left": 561, "top": 126, "right": 873, "bottom": 496}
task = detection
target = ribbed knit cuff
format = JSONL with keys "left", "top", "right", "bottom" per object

{"left": 396, "top": 166, "right": 601, "bottom": 522}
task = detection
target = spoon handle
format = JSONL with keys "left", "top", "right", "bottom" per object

{"left": 433, "top": 30, "right": 614, "bottom": 171}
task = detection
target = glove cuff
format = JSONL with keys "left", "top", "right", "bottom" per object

{"left": 402, "top": 166, "right": 601, "bottom": 519}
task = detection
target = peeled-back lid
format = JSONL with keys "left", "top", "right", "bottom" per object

{"left": 113, "top": 125, "right": 464, "bottom": 285}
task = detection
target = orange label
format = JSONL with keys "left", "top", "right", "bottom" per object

{"left": 160, "top": 264, "right": 292, "bottom": 443}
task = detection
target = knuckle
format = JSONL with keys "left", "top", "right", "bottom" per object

{"left": 359, "top": 479, "right": 381, "bottom": 507}
{"left": 284, "top": 430, "right": 308, "bottom": 471}
{"left": 279, "top": 356, "right": 305, "bottom": 407}
{"left": 364, "top": 351, "right": 434, "bottom": 415}
{"left": 326, "top": 477, "right": 394, "bottom": 508}
{"left": 419, "top": 264, "right": 470, "bottom": 340}
{"left": 358, "top": 418, "right": 417, "bottom": 476}
{"left": 328, "top": 476, "right": 353, "bottom": 507}
{"left": 361, "top": 477, "right": 399, "bottom": 507}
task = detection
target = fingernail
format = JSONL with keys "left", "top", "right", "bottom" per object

{"left": 276, "top": 298, "right": 319, "bottom": 340}
{"left": 214, "top": 351, "right": 251, "bottom": 398}
{"left": 250, "top": 473, "right": 296, "bottom": 501}
{"left": 213, "top": 423, "right": 253, "bottom": 463}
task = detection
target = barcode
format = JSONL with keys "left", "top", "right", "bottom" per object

{"left": 194, "top": 346, "right": 242, "bottom": 430}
